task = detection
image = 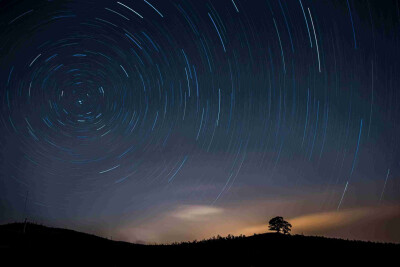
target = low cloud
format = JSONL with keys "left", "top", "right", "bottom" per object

{"left": 114, "top": 201, "right": 400, "bottom": 244}
{"left": 115, "top": 205, "right": 228, "bottom": 243}
{"left": 234, "top": 205, "right": 400, "bottom": 243}
{"left": 287, "top": 205, "right": 400, "bottom": 242}
{"left": 171, "top": 205, "right": 224, "bottom": 221}
{"left": 288, "top": 208, "right": 372, "bottom": 232}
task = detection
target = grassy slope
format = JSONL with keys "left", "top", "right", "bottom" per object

{"left": 1, "top": 222, "right": 398, "bottom": 266}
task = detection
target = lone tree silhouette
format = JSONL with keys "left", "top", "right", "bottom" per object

{"left": 268, "top": 216, "right": 292, "bottom": 234}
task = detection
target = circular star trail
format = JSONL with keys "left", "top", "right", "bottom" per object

{"left": 0, "top": 0, "right": 399, "bottom": 240}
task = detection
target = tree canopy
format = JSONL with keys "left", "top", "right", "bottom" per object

{"left": 268, "top": 216, "right": 292, "bottom": 234}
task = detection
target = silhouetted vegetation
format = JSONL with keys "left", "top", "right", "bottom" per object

{"left": 0, "top": 222, "right": 398, "bottom": 266}
{"left": 170, "top": 233, "right": 247, "bottom": 245}
{"left": 268, "top": 216, "right": 292, "bottom": 234}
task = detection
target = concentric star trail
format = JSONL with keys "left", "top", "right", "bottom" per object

{"left": 0, "top": 0, "right": 399, "bottom": 244}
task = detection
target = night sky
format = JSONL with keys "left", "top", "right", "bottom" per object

{"left": 1, "top": 0, "right": 399, "bottom": 244}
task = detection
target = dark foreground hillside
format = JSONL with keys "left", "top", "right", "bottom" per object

{"left": 1, "top": 222, "right": 398, "bottom": 266}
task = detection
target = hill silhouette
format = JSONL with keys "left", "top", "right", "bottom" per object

{"left": 1, "top": 222, "right": 398, "bottom": 266}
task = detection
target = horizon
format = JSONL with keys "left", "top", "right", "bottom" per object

{"left": 3, "top": 217, "right": 400, "bottom": 246}
{"left": 1, "top": 0, "right": 399, "bottom": 245}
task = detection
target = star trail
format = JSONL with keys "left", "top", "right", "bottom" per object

{"left": 1, "top": 0, "right": 399, "bottom": 243}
